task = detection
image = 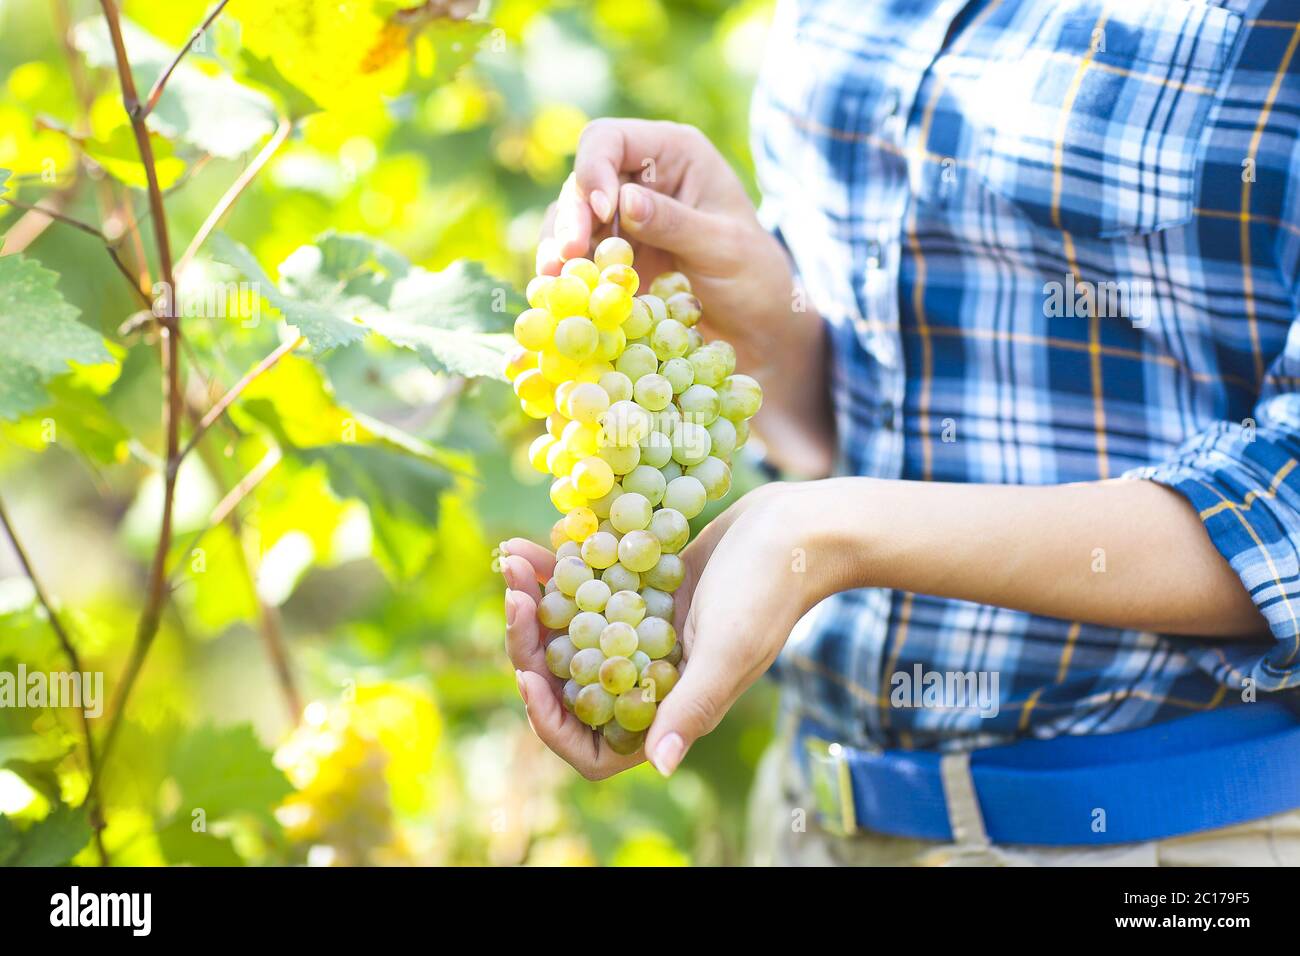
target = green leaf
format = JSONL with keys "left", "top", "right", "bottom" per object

{"left": 238, "top": 50, "right": 323, "bottom": 121}
{"left": 169, "top": 723, "right": 291, "bottom": 825}
{"left": 0, "top": 803, "right": 91, "bottom": 867}
{"left": 0, "top": 255, "right": 112, "bottom": 421}
{"left": 72, "top": 17, "right": 277, "bottom": 160}
{"left": 406, "top": 19, "right": 491, "bottom": 94}
{"left": 156, "top": 818, "right": 245, "bottom": 866}
{"left": 213, "top": 231, "right": 518, "bottom": 376}
{"left": 81, "top": 124, "right": 187, "bottom": 191}
{"left": 208, "top": 232, "right": 370, "bottom": 351}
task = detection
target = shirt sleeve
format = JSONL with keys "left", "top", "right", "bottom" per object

{"left": 1124, "top": 329, "right": 1300, "bottom": 692}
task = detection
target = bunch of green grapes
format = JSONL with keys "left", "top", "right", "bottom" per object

{"left": 503, "top": 237, "right": 763, "bottom": 755}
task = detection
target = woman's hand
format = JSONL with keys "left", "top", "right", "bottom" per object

{"left": 503, "top": 483, "right": 831, "bottom": 779}
{"left": 538, "top": 118, "right": 836, "bottom": 475}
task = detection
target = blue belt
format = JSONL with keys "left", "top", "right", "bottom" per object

{"left": 796, "top": 700, "right": 1300, "bottom": 846}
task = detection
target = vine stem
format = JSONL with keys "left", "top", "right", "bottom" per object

{"left": 0, "top": 498, "right": 109, "bottom": 866}
{"left": 140, "top": 0, "right": 230, "bottom": 119}
{"left": 94, "top": 0, "right": 184, "bottom": 779}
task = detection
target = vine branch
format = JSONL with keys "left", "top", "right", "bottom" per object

{"left": 141, "top": 0, "right": 230, "bottom": 118}
{"left": 0, "top": 497, "right": 109, "bottom": 866}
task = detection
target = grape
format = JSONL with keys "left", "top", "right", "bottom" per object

{"left": 649, "top": 271, "right": 691, "bottom": 299}
{"left": 671, "top": 421, "right": 711, "bottom": 466}
{"left": 598, "top": 441, "right": 641, "bottom": 475}
{"left": 663, "top": 475, "right": 707, "bottom": 518}
{"left": 588, "top": 483, "right": 622, "bottom": 520}
{"left": 569, "top": 647, "right": 606, "bottom": 686}
{"left": 599, "top": 370, "right": 634, "bottom": 404}
{"left": 605, "top": 589, "right": 647, "bottom": 627}
{"left": 623, "top": 298, "right": 654, "bottom": 339}
{"left": 633, "top": 373, "right": 673, "bottom": 412}
{"left": 687, "top": 346, "right": 727, "bottom": 388}
{"left": 711, "top": 339, "right": 737, "bottom": 377}
{"left": 526, "top": 274, "right": 555, "bottom": 309}
{"left": 599, "top": 656, "right": 638, "bottom": 695}
{"left": 705, "top": 416, "right": 737, "bottom": 461}
{"left": 602, "top": 400, "right": 652, "bottom": 446}
{"left": 539, "top": 348, "right": 581, "bottom": 385}
{"left": 549, "top": 476, "right": 586, "bottom": 513}
{"left": 659, "top": 461, "right": 683, "bottom": 483}
{"left": 528, "top": 433, "right": 556, "bottom": 473}
{"left": 618, "top": 530, "right": 662, "bottom": 574}
{"left": 546, "top": 439, "right": 577, "bottom": 478}
{"left": 718, "top": 374, "right": 763, "bottom": 420}
{"left": 621, "top": 464, "right": 666, "bottom": 507}
{"left": 609, "top": 492, "right": 653, "bottom": 533}
{"left": 504, "top": 346, "right": 538, "bottom": 382}
{"left": 538, "top": 591, "right": 579, "bottom": 630}
{"left": 553, "top": 556, "right": 594, "bottom": 595}
{"left": 545, "top": 275, "right": 589, "bottom": 317}
{"left": 546, "top": 413, "right": 569, "bottom": 439}
{"left": 600, "top": 263, "right": 640, "bottom": 295}
{"left": 686, "top": 456, "right": 732, "bottom": 501}
{"left": 678, "top": 384, "right": 720, "bottom": 426}
{"left": 641, "top": 660, "right": 680, "bottom": 702}
{"left": 555, "top": 540, "right": 582, "bottom": 561}
{"left": 647, "top": 508, "right": 690, "bottom": 554}
{"left": 594, "top": 236, "right": 635, "bottom": 270}
{"left": 640, "top": 587, "right": 675, "bottom": 621}
{"left": 554, "top": 315, "right": 599, "bottom": 362}
{"left": 575, "top": 578, "right": 612, "bottom": 612}
{"left": 548, "top": 520, "right": 567, "bottom": 551}
{"left": 580, "top": 530, "right": 619, "bottom": 570}
{"left": 598, "top": 519, "right": 617, "bottom": 536}
{"left": 734, "top": 417, "right": 750, "bottom": 450}
{"left": 666, "top": 292, "right": 702, "bottom": 327}
{"left": 568, "top": 611, "right": 607, "bottom": 649}
{"left": 567, "top": 382, "right": 611, "bottom": 424}
{"left": 563, "top": 506, "right": 598, "bottom": 541}
{"left": 614, "top": 689, "right": 656, "bottom": 732}
{"left": 514, "top": 368, "right": 552, "bottom": 407}
{"left": 636, "top": 616, "right": 677, "bottom": 660}
{"left": 660, "top": 357, "right": 694, "bottom": 393}
{"left": 602, "top": 563, "right": 641, "bottom": 593}
{"left": 562, "top": 678, "right": 581, "bottom": 713}
{"left": 596, "top": 327, "right": 626, "bottom": 362}
{"left": 686, "top": 328, "right": 705, "bottom": 352}
{"left": 615, "top": 344, "right": 658, "bottom": 383}
{"left": 575, "top": 684, "right": 616, "bottom": 728}
{"left": 572, "top": 456, "right": 616, "bottom": 500}
{"left": 630, "top": 649, "right": 652, "bottom": 677}
{"left": 599, "top": 620, "right": 638, "bottom": 658}
{"left": 643, "top": 552, "right": 685, "bottom": 592}
{"left": 638, "top": 430, "right": 674, "bottom": 468}
{"left": 664, "top": 641, "right": 684, "bottom": 666}
{"left": 578, "top": 360, "right": 613, "bottom": 383}
{"left": 651, "top": 403, "right": 681, "bottom": 436}
{"left": 514, "top": 307, "right": 557, "bottom": 351}
{"left": 651, "top": 318, "right": 690, "bottom": 361}
{"left": 520, "top": 399, "right": 551, "bottom": 419}
{"left": 603, "top": 720, "right": 645, "bottom": 755}
{"left": 545, "top": 636, "right": 577, "bottom": 679}
{"left": 560, "top": 257, "right": 600, "bottom": 288}
{"left": 589, "top": 283, "right": 633, "bottom": 330}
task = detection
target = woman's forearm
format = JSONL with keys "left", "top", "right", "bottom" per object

{"left": 791, "top": 476, "right": 1268, "bottom": 639}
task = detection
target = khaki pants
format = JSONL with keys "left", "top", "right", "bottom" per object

{"left": 746, "top": 725, "right": 1300, "bottom": 866}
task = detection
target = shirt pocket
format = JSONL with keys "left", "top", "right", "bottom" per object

{"left": 973, "top": 0, "right": 1243, "bottom": 238}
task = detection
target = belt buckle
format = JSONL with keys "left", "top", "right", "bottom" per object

{"left": 803, "top": 736, "right": 857, "bottom": 837}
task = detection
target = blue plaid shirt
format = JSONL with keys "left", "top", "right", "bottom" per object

{"left": 753, "top": 0, "right": 1300, "bottom": 750}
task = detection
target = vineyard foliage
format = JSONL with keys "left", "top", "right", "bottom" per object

{"left": 0, "top": 0, "right": 775, "bottom": 866}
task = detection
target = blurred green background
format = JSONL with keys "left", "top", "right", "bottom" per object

{"left": 0, "top": 0, "right": 776, "bottom": 865}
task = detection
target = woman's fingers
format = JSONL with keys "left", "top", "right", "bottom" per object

{"left": 503, "top": 537, "right": 557, "bottom": 584}
{"left": 516, "top": 670, "right": 643, "bottom": 780}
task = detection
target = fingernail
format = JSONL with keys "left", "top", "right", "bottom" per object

{"left": 503, "top": 564, "right": 519, "bottom": 590}
{"left": 590, "top": 189, "right": 612, "bottom": 223}
{"left": 650, "top": 732, "right": 686, "bottom": 777}
{"left": 515, "top": 669, "right": 528, "bottom": 704}
{"left": 621, "top": 185, "right": 651, "bottom": 224}
{"left": 505, "top": 591, "right": 517, "bottom": 628}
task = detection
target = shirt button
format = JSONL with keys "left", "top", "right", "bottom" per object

{"left": 865, "top": 240, "right": 882, "bottom": 268}
{"left": 882, "top": 404, "right": 898, "bottom": 430}
{"left": 880, "top": 89, "right": 901, "bottom": 119}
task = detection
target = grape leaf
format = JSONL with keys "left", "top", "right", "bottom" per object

{"left": 73, "top": 17, "right": 277, "bottom": 160}
{"left": 0, "top": 255, "right": 112, "bottom": 420}
{"left": 156, "top": 818, "right": 245, "bottom": 866}
{"left": 237, "top": 50, "right": 323, "bottom": 121}
{"left": 208, "top": 232, "right": 369, "bottom": 351}
{"left": 169, "top": 723, "right": 291, "bottom": 825}
{"left": 210, "top": 231, "right": 519, "bottom": 378}
{"left": 0, "top": 803, "right": 91, "bottom": 867}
